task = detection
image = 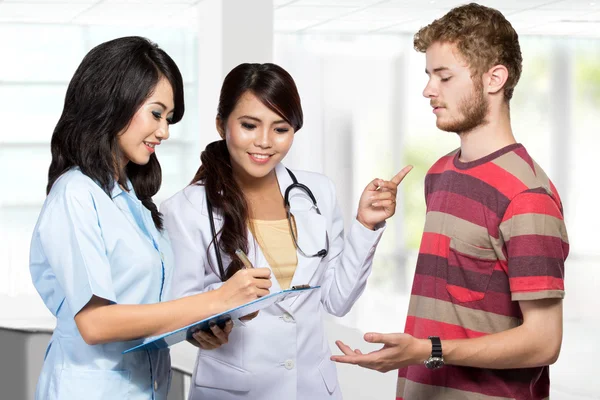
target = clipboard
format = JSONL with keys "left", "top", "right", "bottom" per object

{"left": 123, "top": 285, "right": 319, "bottom": 354}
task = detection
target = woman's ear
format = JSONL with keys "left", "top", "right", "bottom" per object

{"left": 216, "top": 117, "right": 225, "bottom": 139}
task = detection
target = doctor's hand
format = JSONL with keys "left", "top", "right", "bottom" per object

{"left": 189, "top": 320, "right": 234, "bottom": 350}
{"left": 356, "top": 165, "right": 413, "bottom": 230}
{"left": 330, "top": 332, "right": 429, "bottom": 373}
{"left": 218, "top": 268, "right": 272, "bottom": 311}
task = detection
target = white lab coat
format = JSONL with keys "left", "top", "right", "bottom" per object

{"left": 160, "top": 163, "right": 385, "bottom": 400}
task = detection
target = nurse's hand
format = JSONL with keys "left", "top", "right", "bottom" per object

{"left": 356, "top": 165, "right": 413, "bottom": 230}
{"left": 189, "top": 320, "right": 234, "bottom": 350}
{"left": 219, "top": 267, "right": 272, "bottom": 310}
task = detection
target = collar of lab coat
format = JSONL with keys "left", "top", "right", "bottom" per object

{"left": 198, "top": 163, "right": 294, "bottom": 220}
{"left": 197, "top": 163, "right": 327, "bottom": 314}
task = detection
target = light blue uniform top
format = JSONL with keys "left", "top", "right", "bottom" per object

{"left": 29, "top": 168, "right": 174, "bottom": 400}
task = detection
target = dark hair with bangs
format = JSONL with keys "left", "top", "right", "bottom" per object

{"left": 192, "top": 63, "right": 303, "bottom": 280}
{"left": 47, "top": 36, "right": 185, "bottom": 230}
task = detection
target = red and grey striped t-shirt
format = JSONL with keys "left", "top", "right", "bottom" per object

{"left": 397, "top": 143, "right": 569, "bottom": 400}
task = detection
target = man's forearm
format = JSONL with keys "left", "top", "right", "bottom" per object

{"left": 436, "top": 299, "right": 563, "bottom": 369}
{"left": 439, "top": 324, "right": 559, "bottom": 369}
{"left": 331, "top": 299, "right": 562, "bottom": 373}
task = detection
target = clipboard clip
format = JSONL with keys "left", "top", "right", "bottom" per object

{"left": 291, "top": 284, "right": 310, "bottom": 290}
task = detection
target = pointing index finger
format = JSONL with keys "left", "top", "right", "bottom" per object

{"left": 391, "top": 165, "right": 413, "bottom": 185}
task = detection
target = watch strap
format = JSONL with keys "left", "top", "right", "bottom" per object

{"left": 428, "top": 336, "right": 442, "bottom": 358}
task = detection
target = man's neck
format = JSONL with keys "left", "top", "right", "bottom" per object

{"left": 458, "top": 105, "right": 516, "bottom": 162}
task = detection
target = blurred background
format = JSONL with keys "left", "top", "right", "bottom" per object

{"left": 0, "top": 0, "right": 598, "bottom": 399}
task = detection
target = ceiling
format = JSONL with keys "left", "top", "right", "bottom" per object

{"left": 0, "top": 0, "right": 599, "bottom": 37}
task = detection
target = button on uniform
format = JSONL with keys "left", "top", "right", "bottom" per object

{"left": 284, "top": 359, "right": 295, "bottom": 370}
{"left": 154, "top": 380, "right": 158, "bottom": 391}
{"left": 282, "top": 313, "right": 294, "bottom": 323}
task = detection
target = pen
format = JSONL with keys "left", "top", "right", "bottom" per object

{"left": 235, "top": 249, "right": 254, "bottom": 269}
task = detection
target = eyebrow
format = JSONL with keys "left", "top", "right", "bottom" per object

{"left": 149, "top": 102, "right": 174, "bottom": 113}
{"left": 425, "top": 67, "right": 450, "bottom": 75}
{"left": 238, "top": 115, "right": 287, "bottom": 124}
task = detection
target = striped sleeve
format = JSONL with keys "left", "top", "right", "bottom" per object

{"left": 499, "top": 189, "right": 569, "bottom": 301}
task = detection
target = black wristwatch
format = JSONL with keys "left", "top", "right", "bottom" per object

{"left": 424, "top": 336, "right": 444, "bottom": 369}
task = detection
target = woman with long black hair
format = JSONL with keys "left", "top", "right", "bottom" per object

{"left": 162, "top": 62, "right": 412, "bottom": 400}
{"left": 29, "top": 37, "right": 271, "bottom": 400}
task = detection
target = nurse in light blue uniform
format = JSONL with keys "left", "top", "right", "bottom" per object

{"left": 31, "top": 170, "right": 175, "bottom": 399}
{"left": 29, "top": 36, "right": 272, "bottom": 400}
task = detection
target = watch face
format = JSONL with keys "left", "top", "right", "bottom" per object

{"left": 425, "top": 357, "right": 444, "bottom": 369}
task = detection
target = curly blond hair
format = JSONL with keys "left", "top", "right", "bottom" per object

{"left": 414, "top": 3, "right": 522, "bottom": 101}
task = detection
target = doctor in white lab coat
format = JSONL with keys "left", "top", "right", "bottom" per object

{"left": 161, "top": 63, "right": 412, "bottom": 400}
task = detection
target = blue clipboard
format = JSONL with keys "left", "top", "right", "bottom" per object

{"left": 123, "top": 285, "right": 320, "bottom": 354}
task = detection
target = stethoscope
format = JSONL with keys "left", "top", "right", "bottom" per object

{"left": 207, "top": 168, "right": 330, "bottom": 280}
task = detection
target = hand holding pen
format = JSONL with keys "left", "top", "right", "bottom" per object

{"left": 217, "top": 249, "right": 272, "bottom": 314}
{"left": 234, "top": 249, "right": 267, "bottom": 321}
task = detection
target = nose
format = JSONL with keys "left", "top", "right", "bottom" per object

{"left": 155, "top": 121, "right": 170, "bottom": 141}
{"left": 254, "top": 127, "right": 272, "bottom": 149}
{"left": 422, "top": 78, "right": 437, "bottom": 99}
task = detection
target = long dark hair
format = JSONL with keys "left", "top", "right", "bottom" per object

{"left": 193, "top": 63, "right": 303, "bottom": 280}
{"left": 47, "top": 36, "right": 185, "bottom": 230}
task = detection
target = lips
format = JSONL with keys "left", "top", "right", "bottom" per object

{"left": 248, "top": 153, "right": 273, "bottom": 164}
{"left": 143, "top": 141, "right": 159, "bottom": 153}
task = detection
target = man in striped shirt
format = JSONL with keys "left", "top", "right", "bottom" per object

{"left": 331, "top": 3, "right": 568, "bottom": 399}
